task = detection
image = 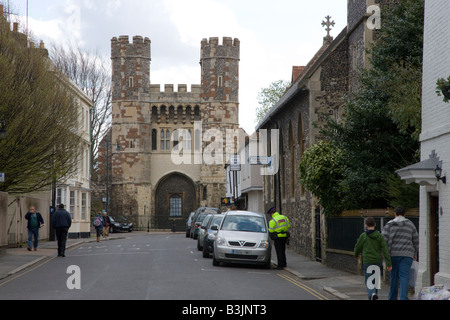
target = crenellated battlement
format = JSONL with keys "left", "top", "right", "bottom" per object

{"left": 201, "top": 37, "right": 240, "bottom": 48}
{"left": 147, "top": 84, "right": 202, "bottom": 103}
{"left": 150, "top": 84, "right": 202, "bottom": 94}
{"left": 111, "top": 35, "right": 151, "bottom": 61}
{"left": 111, "top": 35, "right": 151, "bottom": 45}
{"left": 111, "top": 35, "right": 239, "bottom": 102}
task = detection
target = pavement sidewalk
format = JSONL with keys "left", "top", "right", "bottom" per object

{"left": 271, "top": 246, "right": 392, "bottom": 300}
{"left": 1, "top": 231, "right": 397, "bottom": 300}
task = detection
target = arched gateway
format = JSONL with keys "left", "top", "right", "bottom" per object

{"left": 154, "top": 172, "right": 197, "bottom": 230}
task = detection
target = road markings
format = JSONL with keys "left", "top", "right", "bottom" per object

{"left": 277, "top": 272, "right": 329, "bottom": 300}
{"left": 201, "top": 268, "right": 225, "bottom": 272}
{"left": 0, "top": 256, "right": 56, "bottom": 287}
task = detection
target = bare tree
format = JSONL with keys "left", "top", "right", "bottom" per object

{"left": 50, "top": 42, "right": 112, "bottom": 176}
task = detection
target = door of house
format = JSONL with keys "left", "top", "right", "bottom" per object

{"left": 429, "top": 195, "right": 439, "bottom": 285}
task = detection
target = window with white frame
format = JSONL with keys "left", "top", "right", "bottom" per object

{"left": 70, "top": 191, "right": 75, "bottom": 219}
{"left": 169, "top": 194, "right": 182, "bottom": 217}
{"left": 81, "top": 193, "right": 86, "bottom": 220}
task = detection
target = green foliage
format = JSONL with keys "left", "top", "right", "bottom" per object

{"left": 255, "top": 80, "right": 290, "bottom": 123}
{"left": 383, "top": 173, "right": 420, "bottom": 209}
{"left": 0, "top": 18, "right": 81, "bottom": 193}
{"left": 370, "top": 0, "right": 424, "bottom": 142}
{"left": 298, "top": 141, "right": 347, "bottom": 216}
{"left": 436, "top": 76, "right": 450, "bottom": 103}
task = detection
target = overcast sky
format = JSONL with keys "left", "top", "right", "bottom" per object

{"left": 6, "top": 0, "right": 347, "bottom": 134}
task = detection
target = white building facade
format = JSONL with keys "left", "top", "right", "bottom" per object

{"left": 397, "top": 1, "right": 450, "bottom": 289}
{"left": 225, "top": 131, "right": 264, "bottom": 213}
{"left": 55, "top": 79, "right": 93, "bottom": 239}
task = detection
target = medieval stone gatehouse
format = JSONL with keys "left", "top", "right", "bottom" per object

{"left": 108, "top": 35, "right": 240, "bottom": 230}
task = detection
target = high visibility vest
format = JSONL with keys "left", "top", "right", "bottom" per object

{"left": 269, "top": 212, "right": 290, "bottom": 238}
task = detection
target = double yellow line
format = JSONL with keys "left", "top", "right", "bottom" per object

{"left": 277, "top": 272, "right": 329, "bottom": 300}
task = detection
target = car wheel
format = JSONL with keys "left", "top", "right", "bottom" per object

{"left": 197, "top": 239, "right": 203, "bottom": 251}
{"left": 212, "top": 255, "right": 220, "bottom": 266}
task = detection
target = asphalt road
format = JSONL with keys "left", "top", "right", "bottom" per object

{"left": 0, "top": 233, "right": 331, "bottom": 301}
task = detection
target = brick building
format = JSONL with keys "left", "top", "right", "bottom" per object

{"left": 106, "top": 36, "right": 240, "bottom": 230}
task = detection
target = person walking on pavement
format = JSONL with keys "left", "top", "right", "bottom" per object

{"left": 51, "top": 204, "right": 72, "bottom": 257}
{"left": 93, "top": 211, "right": 104, "bottom": 242}
{"left": 25, "top": 206, "right": 45, "bottom": 251}
{"left": 102, "top": 212, "right": 110, "bottom": 238}
{"left": 354, "top": 217, "right": 392, "bottom": 300}
{"left": 268, "top": 207, "right": 291, "bottom": 270}
{"left": 382, "top": 206, "right": 419, "bottom": 300}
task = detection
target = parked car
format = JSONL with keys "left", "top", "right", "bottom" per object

{"left": 202, "top": 214, "right": 224, "bottom": 258}
{"left": 109, "top": 215, "right": 133, "bottom": 233}
{"left": 197, "top": 214, "right": 214, "bottom": 251}
{"left": 212, "top": 210, "right": 271, "bottom": 268}
{"left": 186, "top": 211, "right": 195, "bottom": 238}
{"left": 190, "top": 207, "right": 221, "bottom": 239}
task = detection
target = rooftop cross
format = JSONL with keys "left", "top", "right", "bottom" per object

{"left": 322, "top": 15, "right": 335, "bottom": 44}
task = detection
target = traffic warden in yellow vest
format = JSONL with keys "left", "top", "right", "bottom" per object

{"left": 268, "top": 207, "right": 291, "bottom": 270}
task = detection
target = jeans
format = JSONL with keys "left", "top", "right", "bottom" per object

{"left": 363, "top": 263, "right": 382, "bottom": 300}
{"left": 389, "top": 256, "right": 413, "bottom": 300}
{"left": 27, "top": 228, "right": 39, "bottom": 249}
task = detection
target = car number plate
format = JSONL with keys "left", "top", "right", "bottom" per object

{"left": 232, "top": 249, "right": 251, "bottom": 255}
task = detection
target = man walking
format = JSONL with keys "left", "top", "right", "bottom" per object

{"left": 268, "top": 207, "right": 291, "bottom": 270}
{"left": 25, "top": 206, "right": 44, "bottom": 251}
{"left": 382, "top": 206, "right": 419, "bottom": 300}
{"left": 51, "top": 204, "right": 72, "bottom": 257}
{"left": 102, "top": 212, "right": 110, "bottom": 238}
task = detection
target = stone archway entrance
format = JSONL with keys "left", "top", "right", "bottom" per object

{"left": 154, "top": 173, "right": 197, "bottom": 230}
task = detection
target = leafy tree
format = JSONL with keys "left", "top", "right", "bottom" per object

{"left": 255, "top": 80, "right": 290, "bottom": 122}
{"left": 298, "top": 141, "right": 347, "bottom": 216}
{"left": 0, "top": 18, "right": 81, "bottom": 193}
{"left": 370, "top": 0, "right": 424, "bottom": 142}
{"left": 301, "top": 0, "right": 424, "bottom": 213}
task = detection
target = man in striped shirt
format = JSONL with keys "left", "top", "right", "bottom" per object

{"left": 382, "top": 206, "right": 419, "bottom": 300}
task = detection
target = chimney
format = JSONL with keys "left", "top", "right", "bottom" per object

{"left": 291, "top": 66, "right": 305, "bottom": 83}
{"left": 13, "top": 22, "right": 19, "bottom": 32}
{"left": 0, "top": 4, "right": 4, "bottom": 17}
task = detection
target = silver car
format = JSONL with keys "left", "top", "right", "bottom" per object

{"left": 212, "top": 210, "right": 271, "bottom": 269}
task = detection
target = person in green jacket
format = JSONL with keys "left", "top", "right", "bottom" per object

{"left": 354, "top": 217, "right": 392, "bottom": 300}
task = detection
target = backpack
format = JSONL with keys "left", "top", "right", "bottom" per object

{"left": 93, "top": 216, "right": 102, "bottom": 227}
